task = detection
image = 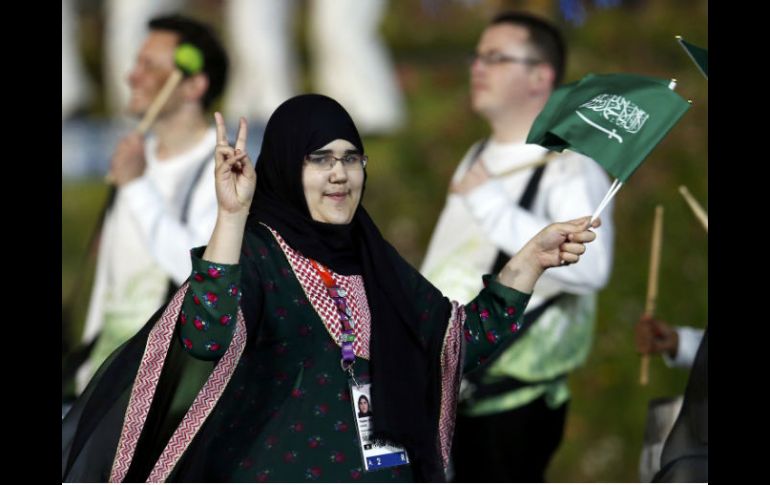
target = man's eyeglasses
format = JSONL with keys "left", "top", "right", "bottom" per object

{"left": 469, "top": 52, "right": 542, "bottom": 67}
{"left": 304, "top": 153, "right": 368, "bottom": 171}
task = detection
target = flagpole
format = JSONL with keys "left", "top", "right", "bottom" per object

{"left": 676, "top": 36, "right": 708, "bottom": 80}
{"left": 590, "top": 179, "right": 623, "bottom": 223}
{"left": 640, "top": 205, "right": 664, "bottom": 386}
{"left": 591, "top": 182, "right": 614, "bottom": 222}
{"left": 678, "top": 185, "right": 708, "bottom": 232}
{"left": 599, "top": 179, "right": 620, "bottom": 210}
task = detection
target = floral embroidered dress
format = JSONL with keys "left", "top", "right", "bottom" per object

{"left": 64, "top": 223, "right": 532, "bottom": 482}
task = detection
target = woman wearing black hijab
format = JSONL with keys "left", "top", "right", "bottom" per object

{"left": 62, "top": 94, "right": 599, "bottom": 482}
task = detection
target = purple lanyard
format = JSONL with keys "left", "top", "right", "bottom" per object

{"left": 310, "top": 260, "right": 357, "bottom": 376}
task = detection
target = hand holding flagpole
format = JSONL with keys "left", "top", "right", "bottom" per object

{"left": 105, "top": 43, "right": 205, "bottom": 183}
{"left": 640, "top": 205, "right": 664, "bottom": 385}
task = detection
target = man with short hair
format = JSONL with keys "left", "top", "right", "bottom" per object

{"left": 421, "top": 11, "right": 615, "bottom": 481}
{"left": 78, "top": 15, "right": 229, "bottom": 391}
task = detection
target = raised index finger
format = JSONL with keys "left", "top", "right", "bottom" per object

{"left": 214, "top": 112, "right": 229, "bottom": 146}
{"left": 234, "top": 117, "right": 248, "bottom": 152}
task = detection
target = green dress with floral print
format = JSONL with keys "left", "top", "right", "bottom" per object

{"left": 166, "top": 223, "right": 531, "bottom": 482}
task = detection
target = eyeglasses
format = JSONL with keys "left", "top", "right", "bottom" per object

{"left": 469, "top": 52, "right": 542, "bottom": 67}
{"left": 304, "top": 153, "right": 368, "bottom": 171}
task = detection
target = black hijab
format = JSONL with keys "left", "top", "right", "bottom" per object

{"left": 246, "top": 94, "right": 449, "bottom": 481}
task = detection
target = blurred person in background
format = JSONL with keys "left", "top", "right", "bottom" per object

{"left": 74, "top": 15, "right": 228, "bottom": 395}
{"left": 420, "top": 11, "right": 615, "bottom": 482}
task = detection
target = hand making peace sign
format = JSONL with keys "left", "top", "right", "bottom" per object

{"left": 213, "top": 112, "right": 257, "bottom": 215}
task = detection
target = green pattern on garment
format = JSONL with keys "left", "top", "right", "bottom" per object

{"left": 460, "top": 293, "right": 596, "bottom": 416}
{"left": 89, "top": 265, "right": 168, "bottom": 378}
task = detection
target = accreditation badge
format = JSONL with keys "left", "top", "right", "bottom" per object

{"left": 348, "top": 379, "right": 409, "bottom": 472}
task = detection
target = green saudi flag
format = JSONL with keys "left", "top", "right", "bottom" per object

{"left": 527, "top": 73, "right": 691, "bottom": 182}
{"left": 677, "top": 37, "right": 708, "bottom": 79}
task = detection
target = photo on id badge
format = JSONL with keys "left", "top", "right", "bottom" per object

{"left": 349, "top": 380, "right": 410, "bottom": 472}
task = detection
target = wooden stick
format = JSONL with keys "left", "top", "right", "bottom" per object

{"left": 104, "top": 69, "right": 185, "bottom": 184}
{"left": 641, "top": 205, "right": 664, "bottom": 386}
{"left": 136, "top": 69, "right": 184, "bottom": 135}
{"left": 491, "top": 156, "right": 550, "bottom": 179}
{"left": 678, "top": 185, "right": 708, "bottom": 232}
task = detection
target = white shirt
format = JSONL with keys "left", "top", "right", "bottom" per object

{"left": 78, "top": 127, "right": 218, "bottom": 390}
{"left": 421, "top": 139, "right": 615, "bottom": 308}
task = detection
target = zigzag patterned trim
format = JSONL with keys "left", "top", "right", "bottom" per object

{"left": 148, "top": 307, "right": 247, "bottom": 481}
{"left": 108, "top": 283, "right": 247, "bottom": 482}
{"left": 437, "top": 302, "right": 466, "bottom": 471}
{"left": 109, "top": 282, "right": 191, "bottom": 482}
{"left": 263, "top": 224, "right": 371, "bottom": 359}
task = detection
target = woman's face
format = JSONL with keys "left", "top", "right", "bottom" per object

{"left": 358, "top": 397, "right": 369, "bottom": 413}
{"left": 302, "top": 139, "right": 365, "bottom": 224}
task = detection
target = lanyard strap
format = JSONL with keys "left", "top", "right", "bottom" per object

{"left": 309, "top": 259, "right": 357, "bottom": 373}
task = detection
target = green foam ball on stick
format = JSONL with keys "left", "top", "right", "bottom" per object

{"left": 174, "top": 43, "right": 204, "bottom": 74}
